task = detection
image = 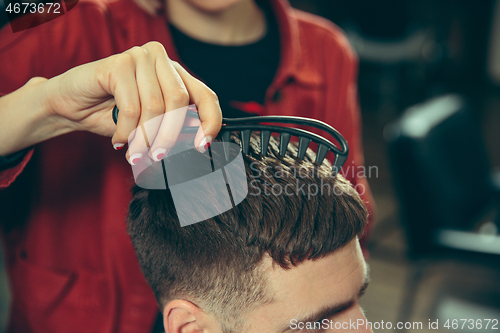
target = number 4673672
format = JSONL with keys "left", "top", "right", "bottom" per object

{"left": 444, "top": 319, "right": 498, "bottom": 330}
{"left": 5, "top": 2, "right": 61, "bottom": 14}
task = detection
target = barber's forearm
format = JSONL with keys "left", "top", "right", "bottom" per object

{"left": 0, "top": 77, "right": 74, "bottom": 156}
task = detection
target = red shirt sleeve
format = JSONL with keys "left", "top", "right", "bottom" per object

{"left": 0, "top": 148, "right": 34, "bottom": 189}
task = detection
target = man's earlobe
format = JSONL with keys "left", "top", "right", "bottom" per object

{"left": 163, "top": 300, "right": 205, "bottom": 333}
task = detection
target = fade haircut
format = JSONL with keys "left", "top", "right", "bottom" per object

{"left": 127, "top": 134, "right": 368, "bottom": 331}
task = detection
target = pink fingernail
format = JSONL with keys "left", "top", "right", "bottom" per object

{"left": 129, "top": 153, "right": 142, "bottom": 165}
{"left": 113, "top": 143, "right": 125, "bottom": 150}
{"left": 198, "top": 136, "right": 212, "bottom": 153}
{"left": 152, "top": 148, "right": 168, "bottom": 162}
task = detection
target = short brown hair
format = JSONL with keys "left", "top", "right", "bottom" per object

{"left": 127, "top": 134, "right": 367, "bottom": 330}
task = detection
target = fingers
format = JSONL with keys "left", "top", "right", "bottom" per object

{"left": 172, "top": 62, "right": 222, "bottom": 153}
{"left": 148, "top": 106, "right": 187, "bottom": 161}
{"left": 109, "top": 53, "right": 142, "bottom": 148}
{"left": 125, "top": 45, "right": 166, "bottom": 162}
{"left": 146, "top": 43, "right": 190, "bottom": 161}
{"left": 109, "top": 43, "right": 189, "bottom": 164}
{"left": 108, "top": 42, "right": 221, "bottom": 165}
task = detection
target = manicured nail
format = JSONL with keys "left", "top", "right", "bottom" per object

{"left": 128, "top": 153, "right": 142, "bottom": 165}
{"left": 198, "top": 136, "right": 212, "bottom": 153}
{"left": 152, "top": 148, "right": 168, "bottom": 162}
{"left": 113, "top": 143, "right": 125, "bottom": 150}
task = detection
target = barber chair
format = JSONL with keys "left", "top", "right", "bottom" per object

{"left": 342, "top": 0, "right": 442, "bottom": 115}
{"left": 384, "top": 94, "right": 500, "bottom": 331}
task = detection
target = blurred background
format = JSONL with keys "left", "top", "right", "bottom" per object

{"left": 0, "top": 0, "right": 499, "bottom": 332}
{"left": 287, "top": 0, "right": 500, "bottom": 332}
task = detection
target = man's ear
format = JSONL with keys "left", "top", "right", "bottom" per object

{"left": 163, "top": 299, "right": 210, "bottom": 333}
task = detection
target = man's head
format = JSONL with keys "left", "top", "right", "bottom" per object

{"left": 127, "top": 134, "right": 371, "bottom": 332}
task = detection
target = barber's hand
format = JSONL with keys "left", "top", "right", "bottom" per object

{"left": 46, "top": 41, "right": 222, "bottom": 164}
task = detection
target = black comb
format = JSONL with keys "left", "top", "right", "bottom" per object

{"left": 112, "top": 106, "right": 348, "bottom": 174}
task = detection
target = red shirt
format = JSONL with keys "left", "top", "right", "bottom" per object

{"left": 0, "top": 0, "right": 375, "bottom": 332}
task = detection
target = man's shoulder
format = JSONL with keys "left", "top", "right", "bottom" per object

{"left": 291, "top": 9, "right": 357, "bottom": 63}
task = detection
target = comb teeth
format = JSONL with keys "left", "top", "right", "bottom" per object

{"left": 279, "top": 133, "right": 291, "bottom": 156}
{"left": 260, "top": 130, "right": 271, "bottom": 156}
{"left": 221, "top": 130, "right": 231, "bottom": 160}
{"left": 219, "top": 125, "right": 339, "bottom": 171}
{"left": 315, "top": 144, "right": 329, "bottom": 165}
{"left": 241, "top": 130, "right": 252, "bottom": 155}
{"left": 333, "top": 154, "right": 347, "bottom": 173}
{"left": 297, "top": 137, "right": 311, "bottom": 159}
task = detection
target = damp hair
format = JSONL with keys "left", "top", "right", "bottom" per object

{"left": 126, "top": 134, "right": 368, "bottom": 331}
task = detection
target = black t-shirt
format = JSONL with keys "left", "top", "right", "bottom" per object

{"left": 168, "top": 1, "right": 280, "bottom": 118}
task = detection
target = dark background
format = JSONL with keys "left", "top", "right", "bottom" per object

{"left": 287, "top": 0, "right": 500, "bottom": 331}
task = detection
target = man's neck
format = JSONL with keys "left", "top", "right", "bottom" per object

{"left": 166, "top": 0, "right": 267, "bottom": 45}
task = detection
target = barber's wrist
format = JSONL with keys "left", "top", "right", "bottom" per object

{"left": 38, "top": 75, "right": 77, "bottom": 131}
{"left": 0, "top": 77, "right": 75, "bottom": 156}
{"left": 30, "top": 75, "right": 76, "bottom": 137}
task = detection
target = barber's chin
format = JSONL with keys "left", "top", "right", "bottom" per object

{"left": 185, "top": 0, "right": 245, "bottom": 13}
